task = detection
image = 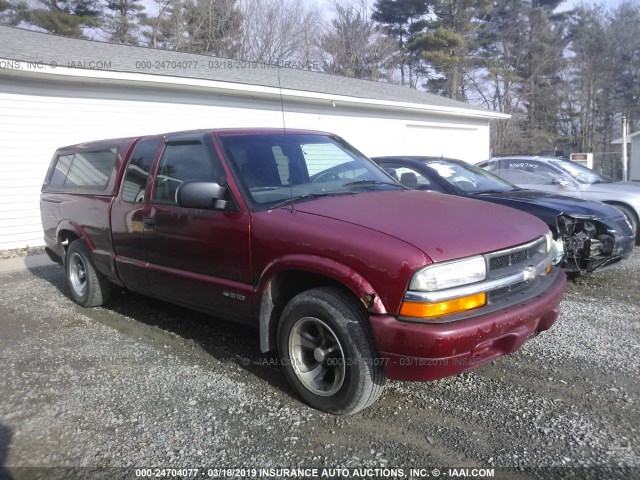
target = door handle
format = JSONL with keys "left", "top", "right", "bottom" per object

{"left": 143, "top": 216, "right": 156, "bottom": 229}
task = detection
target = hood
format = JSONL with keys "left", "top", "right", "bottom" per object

{"left": 585, "top": 181, "right": 640, "bottom": 196}
{"left": 293, "top": 190, "right": 549, "bottom": 263}
{"left": 472, "top": 189, "right": 622, "bottom": 219}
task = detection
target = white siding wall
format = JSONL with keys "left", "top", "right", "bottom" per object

{"left": 0, "top": 78, "right": 491, "bottom": 250}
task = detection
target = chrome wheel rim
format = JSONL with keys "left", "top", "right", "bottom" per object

{"left": 69, "top": 252, "right": 87, "bottom": 296}
{"left": 288, "top": 317, "right": 346, "bottom": 397}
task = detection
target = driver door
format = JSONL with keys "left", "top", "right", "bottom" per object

{"left": 142, "top": 133, "right": 252, "bottom": 322}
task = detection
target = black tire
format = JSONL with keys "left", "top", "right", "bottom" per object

{"left": 610, "top": 204, "right": 638, "bottom": 242}
{"left": 277, "top": 287, "right": 386, "bottom": 415}
{"left": 65, "top": 239, "right": 111, "bottom": 307}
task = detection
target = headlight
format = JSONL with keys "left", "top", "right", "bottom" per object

{"left": 409, "top": 256, "right": 486, "bottom": 291}
{"left": 556, "top": 215, "right": 575, "bottom": 235}
{"left": 544, "top": 230, "right": 553, "bottom": 253}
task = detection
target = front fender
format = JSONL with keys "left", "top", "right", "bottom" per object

{"left": 257, "top": 254, "right": 387, "bottom": 314}
{"left": 256, "top": 254, "right": 388, "bottom": 353}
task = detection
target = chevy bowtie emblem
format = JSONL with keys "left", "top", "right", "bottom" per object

{"left": 522, "top": 265, "right": 537, "bottom": 281}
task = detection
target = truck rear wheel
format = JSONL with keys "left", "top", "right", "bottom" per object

{"left": 65, "top": 240, "right": 111, "bottom": 307}
{"left": 277, "top": 287, "right": 385, "bottom": 414}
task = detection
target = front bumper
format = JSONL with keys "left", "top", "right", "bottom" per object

{"left": 582, "top": 219, "right": 636, "bottom": 273}
{"left": 559, "top": 216, "right": 636, "bottom": 273}
{"left": 369, "top": 269, "right": 566, "bottom": 381}
{"left": 612, "top": 231, "right": 636, "bottom": 258}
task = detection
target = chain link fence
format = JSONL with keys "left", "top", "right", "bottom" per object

{"left": 594, "top": 151, "right": 625, "bottom": 180}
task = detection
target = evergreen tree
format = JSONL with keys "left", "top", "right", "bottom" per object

{"left": 0, "top": 0, "right": 19, "bottom": 25}
{"left": 16, "top": 0, "right": 101, "bottom": 38}
{"left": 472, "top": 0, "right": 567, "bottom": 153}
{"left": 558, "top": 5, "right": 607, "bottom": 153}
{"left": 522, "top": 0, "right": 568, "bottom": 152}
{"left": 607, "top": 1, "right": 640, "bottom": 131}
{"left": 410, "top": 0, "right": 491, "bottom": 100}
{"left": 371, "top": 0, "right": 429, "bottom": 87}
{"left": 104, "top": 0, "right": 146, "bottom": 45}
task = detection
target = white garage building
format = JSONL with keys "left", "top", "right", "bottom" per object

{"left": 0, "top": 26, "right": 507, "bottom": 250}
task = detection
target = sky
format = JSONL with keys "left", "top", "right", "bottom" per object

{"left": 314, "top": 0, "right": 634, "bottom": 10}
{"left": 558, "top": 0, "right": 631, "bottom": 11}
{"left": 120, "top": 0, "right": 638, "bottom": 19}
{"left": 311, "top": 0, "right": 635, "bottom": 19}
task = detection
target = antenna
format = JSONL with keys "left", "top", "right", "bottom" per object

{"left": 277, "top": 64, "right": 295, "bottom": 213}
{"left": 276, "top": 65, "right": 287, "bottom": 132}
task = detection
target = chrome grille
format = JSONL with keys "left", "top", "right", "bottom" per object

{"left": 489, "top": 280, "right": 528, "bottom": 300}
{"left": 489, "top": 255, "right": 510, "bottom": 270}
{"left": 511, "top": 250, "right": 528, "bottom": 264}
{"left": 486, "top": 237, "right": 547, "bottom": 280}
{"left": 401, "top": 234, "right": 552, "bottom": 314}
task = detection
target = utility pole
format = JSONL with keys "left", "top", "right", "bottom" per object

{"left": 622, "top": 116, "right": 628, "bottom": 181}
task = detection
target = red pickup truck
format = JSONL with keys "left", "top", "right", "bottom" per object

{"left": 40, "top": 129, "right": 566, "bottom": 414}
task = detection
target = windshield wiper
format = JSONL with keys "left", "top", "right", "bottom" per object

{"left": 269, "top": 191, "right": 354, "bottom": 210}
{"left": 342, "top": 180, "right": 406, "bottom": 189}
{"left": 472, "top": 189, "right": 510, "bottom": 194}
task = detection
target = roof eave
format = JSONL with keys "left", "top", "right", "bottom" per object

{"left": 0, "top": 58, "right": 510, "bottom": 121}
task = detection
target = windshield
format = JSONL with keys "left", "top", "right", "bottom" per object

{"left": 549, "top": 159, "right": 612, "bottom": 184}
{"left": 424, "top": 159, "right": 517, "bottom": 193}
{"left": 217, "top": 134, "right": 400, "bottom": 209}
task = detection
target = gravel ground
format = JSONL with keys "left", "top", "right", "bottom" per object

{"left": 1, "top": 251, "right": 639, "bottom": 479}
{"left": 0, "top": 247, "right": 45, "bottom": 260}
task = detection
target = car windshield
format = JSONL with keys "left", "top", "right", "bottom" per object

{"left": 549, "top": 159, "right": 612, "bottom": 184}
{"left": 217, "top": 134, "right": 400, "bottom": 209}
{"left": 424, "top": 159, "right": 517, "bottom": 193}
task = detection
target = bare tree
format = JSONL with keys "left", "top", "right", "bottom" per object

{"left": 321, "top": 0, "right": 396, "bottom": 80}
{"left": 142, "top": 0, "right": 242, "bottom": 56}
{"left": 237, "top": 0, "right": 324, "bottom": 66}
{"left": 182, "top": 0, "right": 243, "bottom": 57}
{"left": 142, "top": 0, "right": 186, "bottom": 50}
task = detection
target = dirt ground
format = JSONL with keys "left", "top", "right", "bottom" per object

{"left": 0, "top": 251, "right": 639, "bottom": 480}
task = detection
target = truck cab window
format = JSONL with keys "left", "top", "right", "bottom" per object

{"left": 153, "top": 142, "right": 217, "bottom": 204}
{"left": 122, "top": 137, "right": 162, "bottom": 202}
{"left": 48, "top": 150, "right": 117, "bottom": 189}
{"left": 49, "top": 154, "right": 74, "bottom": 188}
{"left": 64, "top": 149, "right": 117, "bottom": 188}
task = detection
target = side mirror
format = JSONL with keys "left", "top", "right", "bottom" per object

{"left": 176, "top": 181, "right": 228, "bottom": 210}
{"left": 384, "top": 167, "right": 399, "bottom": 181}
{"left": 551, "top": 177, "right": 571, "bottom": 188}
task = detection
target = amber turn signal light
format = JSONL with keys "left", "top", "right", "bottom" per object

{"left": 400, "top": 293, "right": 487, "bottom": 319}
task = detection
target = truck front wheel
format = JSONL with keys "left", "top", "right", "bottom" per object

{"left": 65, "top": 240, "right": 111, "bottom": 307}
{"left": 277, "top": 287, "right": 386, "bottom": 414}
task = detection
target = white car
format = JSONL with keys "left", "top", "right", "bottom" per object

{"left": 478, "top": 156, "right": 640, "bottom": 240}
